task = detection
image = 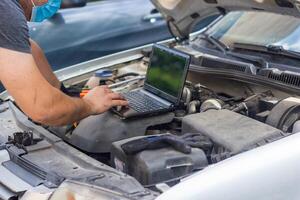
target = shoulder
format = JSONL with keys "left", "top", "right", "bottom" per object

{"left": 0, "top": 0, "right": 31, "bottom": 53}
{"left": 0, "top": 0, "right": 28, "bottom": 30}
{"left": 0, "top": 0, "right": 25, "bottom": 17}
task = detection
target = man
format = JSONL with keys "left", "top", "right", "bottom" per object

{"left": 0, "top": 0, "right": 128, "bottom": 126}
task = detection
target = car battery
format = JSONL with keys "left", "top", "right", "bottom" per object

{"left": 111, "top": 136, "right": 208, "bottom": 186}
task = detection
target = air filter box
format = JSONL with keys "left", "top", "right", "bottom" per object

{"left": 111, "top": 136, "right": 208, "bottom": 186}
{"left": 182, "top": 109, "right": 284, "bottom": 155}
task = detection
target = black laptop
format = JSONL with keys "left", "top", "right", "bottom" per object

{"left": 112, "top": 44, "right": 190, "bottom": 119}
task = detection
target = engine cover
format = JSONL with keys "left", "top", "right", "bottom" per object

{"left": 182, "top": 110, "right": 284, "bottom": 154}
{"left": 51, "top": 111, "right": 175, "bottom": 153}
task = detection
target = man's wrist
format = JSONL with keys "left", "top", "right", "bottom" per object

{"left": 81, "top": 98, "right": 95, "bottom": 115}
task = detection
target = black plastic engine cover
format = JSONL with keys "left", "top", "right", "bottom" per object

{"left": 51, "top": 111, "right": 175, "bottom": 153}
{"left": 111, "top": 136, "right": 208, "bottom": 186}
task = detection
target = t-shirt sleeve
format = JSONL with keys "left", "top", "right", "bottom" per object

{"left": 0, "top": 0, "right": 31, "bottom": 53}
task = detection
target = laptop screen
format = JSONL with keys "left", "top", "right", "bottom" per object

{"left": 144, "top": 45, "right": 190, "bottom": 104}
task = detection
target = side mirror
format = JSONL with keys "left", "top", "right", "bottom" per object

{"left": 60, "top": 0, "right": 87, "bottom": 9}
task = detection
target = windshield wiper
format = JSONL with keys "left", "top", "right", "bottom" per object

{"left": 198, "top": 34, "right": 269, "bottom": 68}
{"left": 199, "top": 33, "right": 229, "bottom": 54}
{"left": 233, "top": 42, "right": 300, "bottom": 61}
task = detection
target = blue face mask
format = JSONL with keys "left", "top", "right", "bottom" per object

{"left": 30, "top": 0, "right": 62, "bottom": 22}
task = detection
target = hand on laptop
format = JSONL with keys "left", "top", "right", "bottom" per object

{"left": 83, "top": 85, "right": 128, "bottom": 115}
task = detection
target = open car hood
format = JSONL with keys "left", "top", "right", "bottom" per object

{"left": 151, "top": 0, "right": 300, "bottom": 39}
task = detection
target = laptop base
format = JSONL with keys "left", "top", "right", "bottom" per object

{"left": 111, "top": 106, "right": 174, "bottom": 119}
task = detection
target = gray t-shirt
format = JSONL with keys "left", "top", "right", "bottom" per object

{"left": 0, "top": 0, "right": 31, "bottom": 53}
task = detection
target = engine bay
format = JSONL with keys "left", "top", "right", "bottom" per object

{"left": 1, "top": 42, "right": 300, "bottom": 198}
{"left": 47, "top": 44, "right": 300, "bottom": 191}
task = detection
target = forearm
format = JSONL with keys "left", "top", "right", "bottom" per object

{"left": 0, "top": 48, "right": 127, "bottom": 126}
{"left": 0, "top": 48, "right": 91, "bottom": 126}
{"left": 31, "top": 88, "right": 93, "bottom": 126}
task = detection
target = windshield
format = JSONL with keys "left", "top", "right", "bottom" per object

{"left": 206, "top": 11, "right": 300, "bottom": 53}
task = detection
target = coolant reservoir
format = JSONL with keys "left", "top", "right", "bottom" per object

{"left": 85, "top": 69, "right": 113, "bottom": 89}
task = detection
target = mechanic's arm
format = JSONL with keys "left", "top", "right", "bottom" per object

{"left": 30, "top": 39, "right": 61, "bottom": 89}
{"left": 0, "top": 48, "right": 127, "bottom": 126}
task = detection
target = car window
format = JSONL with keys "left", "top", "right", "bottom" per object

{"left": 207, "top": 11, "right": 300, "bottom": 53}
{"left": 192, "top": 15, "right": 219, "bottom": 32}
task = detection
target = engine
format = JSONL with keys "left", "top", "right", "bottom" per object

{"left": 52, "top": 61, "right": 300, "bottom": 190}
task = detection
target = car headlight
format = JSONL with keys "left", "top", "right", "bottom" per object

{"left": 50, "top": 180, "right": 131, "bottom": 200}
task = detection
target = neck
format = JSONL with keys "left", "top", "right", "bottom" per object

{"left": 19, "top": 0, "right": 33, "bottom": 21}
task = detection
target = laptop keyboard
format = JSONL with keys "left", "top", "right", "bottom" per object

{"left": 123, "top": 91, "right": 168, "bottom": 113}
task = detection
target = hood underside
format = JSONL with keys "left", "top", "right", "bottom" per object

{"left": 151, "top": 0, "right": 300, "bottom": 39}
